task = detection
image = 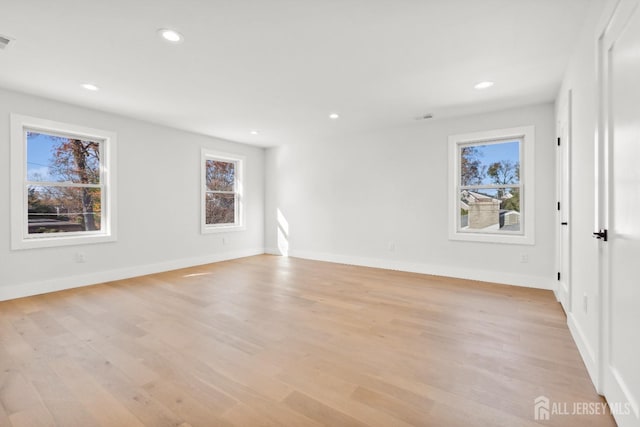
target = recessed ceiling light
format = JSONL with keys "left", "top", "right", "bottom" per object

{"left": 329, "top": 113, "right": 340, "bottom": 120}
{"left": 81, "top": 83, "right": 99, "bottom": 91}
{"left": 158, "top": 29, "right": 183, "bottom": 43}
{"left": 474, "top": 81, "right": 494, "bottom": 90}
{"left": 250, "top": 130, "right": 259, "bottom": 135}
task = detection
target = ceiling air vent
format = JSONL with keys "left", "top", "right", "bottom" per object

{"left": 0, "top": 35, "right": 14, "bottom": 50}
{"left": 415, "top": 113, "right": 434, "bottom": 120}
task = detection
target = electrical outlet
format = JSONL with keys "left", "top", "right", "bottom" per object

{"left": 583, "top": 294, "right": 588, "bottom": 313}
{"left": 222, "top": 237, "right": 227, "bottom": 245}
{"left": 387, "top": 241, "right": 396, "bottom": 252}
{"left": 520, "top": 254, "right": 529, "bottom": 263}
{"left": 74, "top": 252, "right": 86, "bottom": 263}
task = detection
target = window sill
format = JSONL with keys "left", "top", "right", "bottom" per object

{"left": 449, "top": 231, "right": 534, "bottom": 245}
{"left": 202, "top": 225, "right": 246, "bottom": 234}
{"left": 11, "top": 233, "right": 117, "bottom": 250}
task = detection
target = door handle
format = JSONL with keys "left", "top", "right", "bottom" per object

{"left": 561, "top": 222, "right": 568, "bottom": 225}
{"left": 593, "top": 229, "right": 608, "bottom": 241}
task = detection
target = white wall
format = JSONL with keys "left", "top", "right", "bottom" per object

{"left": 265, "top": 103, "right": 556, "bottom": 289}
{"left": 0, "top": 88, "right": 265, "bottom": 300}
{"left": 554, "top": 0, "right": 606, "bottom": 389}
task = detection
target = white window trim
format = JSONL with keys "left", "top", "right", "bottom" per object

{"left": 201, "top": 148, "right": 245, "bottom": 234}
{"left": 448, "top": 125, "right": 535, "bottom": 245}
{"left": 10, "top": 114, "right": 117, "bottom": 250}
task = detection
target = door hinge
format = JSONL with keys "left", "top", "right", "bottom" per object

{"left": 557, "top": 272, "right": 561, "bottom": 281}
{"left": 557, "top": 137, "right": 561, "bottom": 146}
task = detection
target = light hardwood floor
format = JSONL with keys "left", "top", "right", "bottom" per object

{"left": 0, "top": 255, "right": 615, "bottom": 427}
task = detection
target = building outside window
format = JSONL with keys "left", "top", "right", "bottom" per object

{"left": 449, "top": 126, "right": 534, "bottom": 245}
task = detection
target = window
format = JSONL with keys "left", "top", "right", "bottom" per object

{"left": 201, "top": 149, "right": 244, "bottom": 233}
{"left": 449, "top": 126, "right": 534, "bottom": 244}
{"left": 10, "top": 115, "right": 117, "bottom": 249}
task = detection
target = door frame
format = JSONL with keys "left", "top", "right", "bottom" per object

{"left": 556, "top": 91, "right": 572, "bottom": 312}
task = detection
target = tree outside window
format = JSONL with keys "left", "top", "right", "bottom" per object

{"left": 205, "top": 160, "right": 236, "bottom": 225}
{"left": 11, "top": 114, "right": 116, "bottom": 250}
{"left": 459, "top": 140, "right": 521, "bottom": 232}
{"left": 449, "top": 126, "right": 535, "bottom": 245}
{"left": 201, "top": 149, "right": 244, "bottom": 233}
{"left": 27, "top": 132, "right": 103, "bottom": 234}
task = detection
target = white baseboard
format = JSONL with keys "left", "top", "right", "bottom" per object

{"left": 288, "top": 250, "right": 555, "bottom": 290}
{"left": 567, "top": 313, "right": 599, "bottom": 389}
{"left": 561, "top": 313, "right": 638, "bottom": 426}
{"left": 606, "top": 366, "right": 640, "bottom": 427}
{"left": 0, "top": 248, "right": 265, "bottom": 301}
{"left": 2, "top": 247, "right": 553, "bottom": 301}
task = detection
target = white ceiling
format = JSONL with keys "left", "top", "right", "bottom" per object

{"left": 0, "top": 0, "right": 593, "bottom": 147}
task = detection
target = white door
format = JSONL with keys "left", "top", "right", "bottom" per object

{"left": 556, "top": 92, "right": 571, "bottom": 312}
{"left": 599, "top": 0, "right": 640, "bottom": 424}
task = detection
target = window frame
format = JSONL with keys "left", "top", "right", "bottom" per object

{"left": 10, "top": 114, "right": 117, "bottom": 250}
{"left": 201, "top": 149, "right": 245, "bottom": 233}
{"left": 448, "top": 125, "right": 535, "bottom": 245}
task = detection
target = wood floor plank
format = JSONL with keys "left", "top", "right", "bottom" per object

{"left": 283, "top": 390, "right": 370, "bottom": 427}
{"left": 0, "top": 370, "right": 43, "bottom": 415}
{"left": 38, "top": 400, "right": 101, "bottom": 427}
{"left": 141, "top": 379, "right": 233, "bottom": 427}
{"left": 351, "top": 386, "right": 434, "bottom": 427}
{"left": 0, "top": 399, "right": 10, "bottom": 427}
{"left": 0, "top": 255, "right": 615, "bottom": 426}
{"left": 8, "top": 406, "right": 56, "bottom": 427}
{"left": 48, "top": 358, "right": 146, "bottom": 427}
{"left": 277, "top": 364, "right": 417, "bottom": 427}
{"left": 222, "top": 402, "right": 286, "bottom": 427}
